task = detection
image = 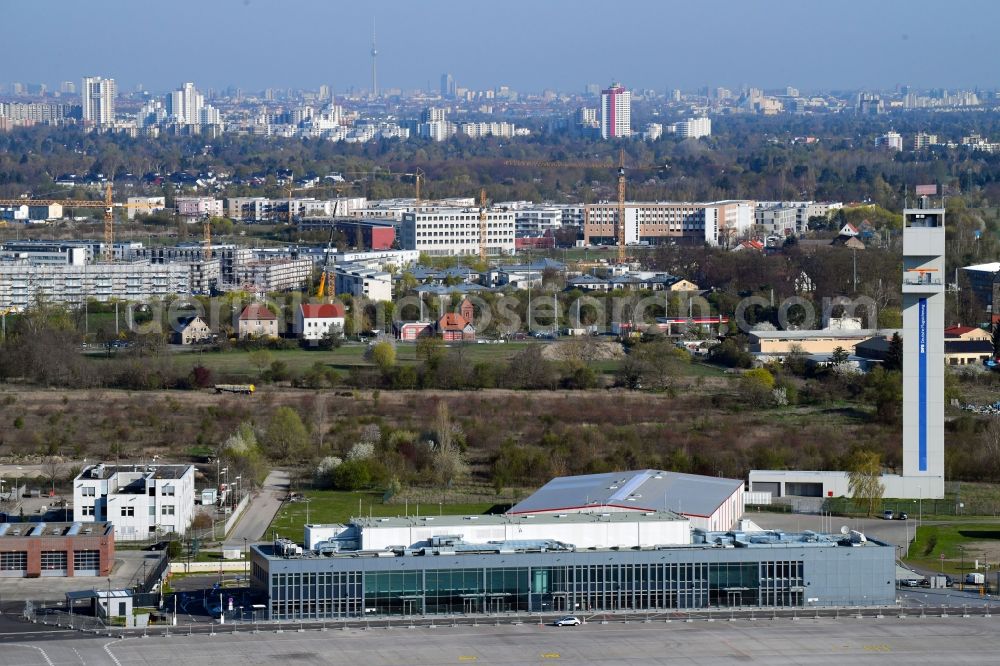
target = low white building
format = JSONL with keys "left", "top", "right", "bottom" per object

{"left": 333, "top": 264, "right": 393, "bottom": 302}
{"left": 73, "top": 464, "right": 196, "bottom": 541}
{"left": 296, "top": 303, "right": 345, "bottom": 339}
{"left": 305, "top": 510, "right": 690, "bottom": 552}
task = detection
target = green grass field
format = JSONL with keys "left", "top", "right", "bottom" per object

{"left": 905, "top": 522, "right": 1000, "bottom": 576}
{"left": 167, "top": 341, "right": 540, "bottom": 379}
{"left": 265, "top": 490, "right": 496, "bottom": 540}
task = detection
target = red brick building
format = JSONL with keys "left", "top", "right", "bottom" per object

{"left": 0, "top": 521, "right": 114, "bottom": 578}
{"left": 437, "top": 298, "right": 476, "bottom": 342}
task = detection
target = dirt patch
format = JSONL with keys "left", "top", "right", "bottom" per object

{"left": 541, "top": 338, "right": 625, "bottom": 362}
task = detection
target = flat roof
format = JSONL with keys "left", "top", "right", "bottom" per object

{"left": 750, "top": 329, "right": 901, "bottom": 340}
{"left": 0, "top": 521, "right": 113, "bottom": 539}
{"left": 508, "top": 470, "right": 743, "bottom": 519}
{"left": 962, "top": 262, "right": 1000, "bottom": 273}
{"left": 76, "top": 464, "right": 192, "bottom": 481}
{"left": 343, "top": 509, "right": 686, "bottom": 531}
{"left": 255, "top": 528, "right": 886, "bottom": 562}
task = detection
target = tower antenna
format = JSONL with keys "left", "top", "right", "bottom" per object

{"left": 370, "top": 17, "right": 378, "bottom": 98}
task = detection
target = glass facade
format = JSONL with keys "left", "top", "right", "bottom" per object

{"left": 266, "top": 560, "right": 806, "bottom": 620}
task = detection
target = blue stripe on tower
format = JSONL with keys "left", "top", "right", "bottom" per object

{"left": 918, "top": 297, "right": 927, "bottom": 472}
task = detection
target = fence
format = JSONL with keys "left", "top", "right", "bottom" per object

{"left": 824, "top": 496, "right": 1000, "bottom": 518}
{"left": 19, "top": 602, "right": 1000, "bottom": 638}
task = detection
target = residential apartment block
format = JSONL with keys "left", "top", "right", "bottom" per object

{"left": 0, "top": 261, "right": 189, "bottom": 311}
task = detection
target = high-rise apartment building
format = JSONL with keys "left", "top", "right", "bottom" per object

{"left": 600, "top": 83, "right": 631, "bottom": 139}
{"left": 81, "top": 76, "right": 116, "bottom": 125}
{"left": 440, "top": 73, "right": 456, "bottom": 98}
{"left": 166, "top": 82, "right": 204, "bottom": 125}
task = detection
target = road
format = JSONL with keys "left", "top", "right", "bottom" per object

{"left": 3, "top": 615, "right": 1000, "bottom": 664}
{"left": 224, "top": 469, "right": 289, "bottom": 548}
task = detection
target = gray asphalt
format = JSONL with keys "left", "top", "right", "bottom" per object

{"left": 4, "top": 616, "right": 1000, "bottom": 664}
{"left": 223, "top": 469, "right": 289, "bottom": 548}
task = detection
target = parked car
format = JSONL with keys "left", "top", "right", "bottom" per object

{"left": 883, "top": 510, "right": 894, "bottom": 520}
{"left": 896, "top": 512, "right": 908, "bottom": 520}
{"left": 554, "top": 616, "right": 581, "bottom": 627}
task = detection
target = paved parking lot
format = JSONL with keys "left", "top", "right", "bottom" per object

{"left": 3, "top": 615, "right": 1000, "bottom": 665}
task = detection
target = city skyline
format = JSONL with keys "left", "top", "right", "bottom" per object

{"left": 5, "top": 0, "right": 1000, "bottom": 94}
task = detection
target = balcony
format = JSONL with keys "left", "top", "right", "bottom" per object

{"left": 902, "top": 272, "right": 943, "bottom": 294}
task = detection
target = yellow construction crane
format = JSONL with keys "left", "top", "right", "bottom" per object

{"left": 479, "top": 188, "right": 488, "bottom": 260}
{"left": 503, "top": 150, "right": 665, "bottom": 264}
{"left": 0, "top": 183, "right": 154, "bottom": 262}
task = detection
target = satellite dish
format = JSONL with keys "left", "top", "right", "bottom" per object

{"left": 840, "top": 526, "right": 850, "bottom": 535}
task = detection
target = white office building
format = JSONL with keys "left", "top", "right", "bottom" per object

{"left": 400, "top": 207, "right": 516, "bottom": 256}
{"left": 73, "top": 464, "right": 196, "bottom": 540}
{"left": 332, "top": 264, "right": 393, "bottom": 302}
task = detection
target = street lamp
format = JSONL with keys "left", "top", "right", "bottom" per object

{"left": 960, "top": 546, "right": 966, "bottom": 589}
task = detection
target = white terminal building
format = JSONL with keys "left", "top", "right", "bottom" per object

{"left": 750, "top": 196, "right": 947, "bottom": 499}
{"left": 73, "top": 464, "right": 196, "bottom": 541}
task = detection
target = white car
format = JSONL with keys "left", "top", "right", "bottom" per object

{"left": 554, "top": 615, "right": 581, "bottom": 626}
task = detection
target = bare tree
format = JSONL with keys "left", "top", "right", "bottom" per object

{"left": 433, "top": 402, "right": 468, "bottom": 488}
{"left": 848, "top": 451, "right": 885, "bottom": 518}
{"left": 43, "top": 457, "right": 63, "bottom": 497}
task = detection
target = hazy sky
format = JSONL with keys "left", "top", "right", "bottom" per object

{"left": 5, "top": 0, "right": 998, "bottom": 94}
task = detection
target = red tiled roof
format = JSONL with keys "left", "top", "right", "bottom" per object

{"left": 239, "top": 303, "right": 277, "bottom": 320}
{"left": 301, "top": 303, "right": 345, "bottom": 319}
{"left": 945, "top": 326, "right": 976, "bottom": 336}
{"left": 438, "top": 312, "right": 470, "bottom": 331}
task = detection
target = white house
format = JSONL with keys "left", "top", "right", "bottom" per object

{"left": 73, "top": 464, "right": 196, "bottom": 541}
{"left": 296, "top": 303, "right": 346, "bottom": 340}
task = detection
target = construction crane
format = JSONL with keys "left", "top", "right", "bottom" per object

{"left": 0, "top": 183, "right": 155, "bottom": 262}
{"left": 316, "top": 199, "right": 340, "bottom": 300}
{"left": 479, "top": 188, "right": 489, "bottom": 260}
{"left": 503, "top": 150, "right": 666, "bottom": 264}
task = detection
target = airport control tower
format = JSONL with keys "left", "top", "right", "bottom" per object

{"left": 900, "top": 194, "right": 945, "bottom": 498}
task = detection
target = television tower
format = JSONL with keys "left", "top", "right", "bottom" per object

{"left": 370, "top": 18, "right": 378, "bottom": 98}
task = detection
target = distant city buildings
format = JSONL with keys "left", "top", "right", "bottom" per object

{"left": 876, "top": 130, "right": 903, "bottom": 150}
{"left": 674, "top": 117, "right": 711, "bottom": 139}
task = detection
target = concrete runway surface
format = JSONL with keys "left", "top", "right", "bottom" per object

{"left": 3, "top": 616, "right": 1000, "bottom": 665}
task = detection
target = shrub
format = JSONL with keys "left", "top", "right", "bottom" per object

{"left": 331, "top": 459, "right": 373, "bottom": 490}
